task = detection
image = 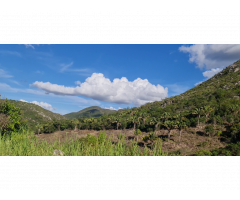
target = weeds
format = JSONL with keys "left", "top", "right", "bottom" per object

{"left": 0, "top": 131, "right": 166, "bottom": 156}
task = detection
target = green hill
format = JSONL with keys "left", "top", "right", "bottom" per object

{"left": 7, "top": 100, "right": 66, "bottom": 130}
{"left": 75, "top": 60, "right": 240, "bottom": 142}
{"left": 64, "top": 106, "right": 116, "bottom": 119}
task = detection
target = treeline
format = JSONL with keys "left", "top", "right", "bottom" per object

{"left": 38, "top": 90, "right": 240, "bottom": 143}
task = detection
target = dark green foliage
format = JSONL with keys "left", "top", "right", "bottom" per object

{"left": 195, "top": 150, "right": 212, "bottom": 156}
{"left": 0, "top": 98, "right": 28, "bottom": 135}
{"left": 211, "top": 142, "right": 240, "bottom": 156}
{"left": 204, "top": 125, "right": 214, "bottom": 136}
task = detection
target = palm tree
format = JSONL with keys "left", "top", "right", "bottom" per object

{"left": 162, "top": 112, "right": 171, "bottom": 122}
{"left": 138, "top": 112, "right": 149, "bottom": 125}
{"left": 192, "top": 107, "right": 203, "bottom": 128}
{"left": 36, "top": 124, "right": 43, "bottom": 135}
{"left": 176, "top": 121, "right": 187, "bottom": 143}
{"left": 83, "top": 118, "right": 92, "bottom": 130}
{"left": 131, "top": 116, "right": 140, "bottom": 130}
{"left": 111, "top": 117, "right": 121, "bottom": 130}
{"left": 71, "top": 119, "right": 79, "bottom": 131}
{"left": 163, "top": 120, "right": 175, "bottom": 142}
{"left": 202, "top": 106, "right": 214, "bottom": 123}
{"left": 150, "top": 117, "right": 162, "bottom": 134}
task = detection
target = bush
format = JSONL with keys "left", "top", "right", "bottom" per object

{"left": 134, "top": 129, "right": 142, "bottom": 136}
{"left": 86, "top": 134, "right": 98, "bottom": 146}
{"left": 195, "top": 150, "right": 212, "bottom": 156}
{"left": 149, "top": 132, "right": 157, "bottom": 141}
{"left": 204, "top": 125, "right": 214, "bottom": 136}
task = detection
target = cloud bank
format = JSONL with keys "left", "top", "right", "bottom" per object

{"left": 30, "top": 73, "right": 168, "bottom": 106}
{"left": 19, "top": 99, "right": 56, "bottom": 111}
{"left": 179, "top": 44, "right": 240, "bottom": 69}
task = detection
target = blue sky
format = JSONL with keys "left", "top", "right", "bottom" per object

{"left": 1, "top": 44, "right": 240, "bottom": 115}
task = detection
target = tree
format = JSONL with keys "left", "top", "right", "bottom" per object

{"left": 134, "top": 129, "right": 142, "bottom": 142}
{"left": 71, "top": 119, "right": 79, "bottom": 131}
{"left": 202, "top": 106, "right": 214, "bottom": 123}
{"left": 111, "top": 117, "right": 121, "bottom": 130}
{"left": 131, "top": 116, "right": 140, "bottom": 130}
{"left": 53, "top": 120, "right": 61, "bottom": 131}
{"left": 228, "top": 105, "right": 240, "bottom": 116}
{"left": 176, "top": 121, "right": 187, "bottom": 143}
{"left": 150, "top": 117, "right": 162, "bottom": 134}
{"left": 162, "top": 112, "right": 171, "bottom": 122}
{"left": 163, "top": 120, "right": 175, "bottom": 142}
{"left": 192, "top": 107, "right": 203, "bottom": 128}
{"left": 119, "top": 118, "right": 127, "bottom": 131}
{"left": 0, "top": 99, "right": 23, "bottom": 134}
{"left": 139, "top": 112, "right": 149, "bottom": 125}
{"left": 36, "top": 124, "right": 43, "bottom": 135}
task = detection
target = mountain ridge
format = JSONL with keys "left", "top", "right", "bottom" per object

{"left": 64, "top": 106, "right": 117, "bottom": 119}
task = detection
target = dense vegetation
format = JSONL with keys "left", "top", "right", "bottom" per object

{"left": 8, "top": 100, "right": 66, "bottom": 130}
{"left": 2, "top": 60, "right": 240, "bottom": 156}
{"left": 64, "top": 106, "right": 116, "bottom": 119}
{"left": 0, "top": 131, "right": 165, "bottom": 156}
{"left": 0, "top": 97, "right": 28, "bottom": 135}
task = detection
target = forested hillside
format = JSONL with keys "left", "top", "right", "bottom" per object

{"left": 64, "top": 106, "right": 116, "bottom": 119}
{"left": 8, "top": 100, "right": 66, "bottom": 130}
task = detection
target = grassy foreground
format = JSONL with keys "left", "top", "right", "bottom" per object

{"left": 0, "top": 131, "right": 166, "bottom": 156}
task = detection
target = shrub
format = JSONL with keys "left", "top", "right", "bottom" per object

{"left": 204, "top": 125, "right": 214, "bottom": 136}
{"left": 195, "top": 150, "right": 212, "bottom": 156}
{"left": 134, "top": 129, "right": 142, "bottom": 136}
{"left": 149, "top": 132, "right": 157, "bottom": 141}
{"left": 86, "top": 134, "right": 98, "bottom": 146}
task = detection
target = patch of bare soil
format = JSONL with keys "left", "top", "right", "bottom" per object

{"left": 36, "top": 128, "right": 227, "bottom": 155}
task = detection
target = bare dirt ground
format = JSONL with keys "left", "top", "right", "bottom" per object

{"left": 36, "top": 128, "right": 227, "bottom": 155}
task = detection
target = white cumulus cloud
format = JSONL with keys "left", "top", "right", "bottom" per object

{"left": 19, "top": 99, "right": 56, "bottom": 111}
{"left": 179, "top": 44, "right": 240, "bottom": 69}
{"left": 30, "top": 73, "right": 168, "bottom": 106}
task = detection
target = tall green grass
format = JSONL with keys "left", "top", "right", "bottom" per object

{"left": 0, "top": 131, "right": 167, "bottom": 156}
